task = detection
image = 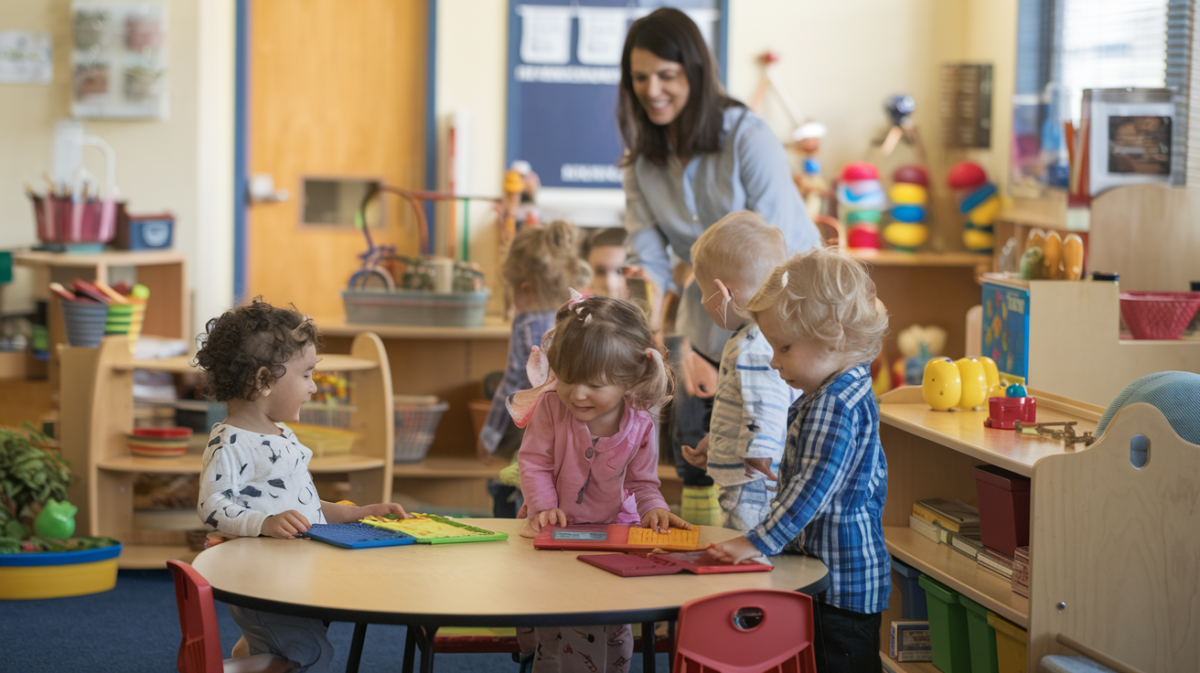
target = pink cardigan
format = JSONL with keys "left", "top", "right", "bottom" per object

{"left": 519, "top": 393, "right": 668, "bottom": 525}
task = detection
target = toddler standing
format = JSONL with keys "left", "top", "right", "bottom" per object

{"left": 708, "top": 249, "right": 891, "bottom": 673}
{"left": 683, "top": 211, "right": 801, "bottom": 531}
{"left": 195, "top": 300, "right": 406, "bottom": 672}
{"left": 512, "top": 295, "right": 690, "bottom": 673}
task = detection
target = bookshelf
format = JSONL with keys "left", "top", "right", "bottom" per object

{"left": 876, "top": 384, "right": 1200, "bottom": 671}
{"left": 58, "top": 332, "right": 394, "bottom": 569}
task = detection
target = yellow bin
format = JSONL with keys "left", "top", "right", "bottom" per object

{"left": 986, "top": 611, "right": 1028, "bottom": 673}
{"left": 0, "top": 543, "right": 121, "bottom": 600}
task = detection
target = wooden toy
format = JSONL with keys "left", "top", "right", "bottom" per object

{"left": 948, "top": 161, "right": 996, "bottom": 254}
{"left": 793, "top": 121, "right": 830, "bottom": 220}
{"left": 884, "top": 165, "right": 930, "bottom": 252}
{"left": 947, "top": 161, "right": 987, "bottom": 190}
{"left": 1062, "top": 233, "right": 1084, "bottom": 280}
{"left": 922, "top": 357, "right": 962, "bottom": 411}
{"left": 838, "top": 162, "right": 885, "bottom": 250}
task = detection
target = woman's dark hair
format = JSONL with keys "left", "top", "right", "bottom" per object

{"left": 193, "top": 298, "right": 321, "bottom": 402}
{"left": 617, "top": 7, "right": 742, "bottom": 166}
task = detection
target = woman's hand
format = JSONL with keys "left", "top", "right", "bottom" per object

{"left": 743, "top": 458, "right": 777, "bottom": 489}
{"left": 358, "top": 502, "right": 409, "bottom": 520}
{"left": 641, "top": 508, "right": 693, "bottom": 533}
{"left": 707, "top": 536, "right": 763, "bottom": 565}
{"left": 261, "top": 510, "right": 311, "bottom": 539}
{"left": 681, "top": 434, "right": 710, "bottom": 469}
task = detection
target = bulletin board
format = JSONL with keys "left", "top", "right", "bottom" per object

{"left": 505, "top": 0, "right": 727, "bottom": 191}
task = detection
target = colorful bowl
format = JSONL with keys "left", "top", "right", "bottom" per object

{"left": 127, "top": 427, "right": 193, "bottom": 457}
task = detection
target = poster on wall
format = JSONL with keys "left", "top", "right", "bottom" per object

{"left": 0, "top": 31, "right": 53, "bottom": 84}
{"left": 505, "top": 0, "right": 725, "bottom": 195}
{"left": 71, "top": 1, "right": 168, "bottom": 120}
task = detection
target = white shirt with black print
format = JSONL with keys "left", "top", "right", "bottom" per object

{"left": 197, "top": 423, "right": 326, "bottom": 537}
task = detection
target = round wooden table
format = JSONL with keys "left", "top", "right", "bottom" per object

{"left": 192, "top": 518, "right": 829, "bottom": 673}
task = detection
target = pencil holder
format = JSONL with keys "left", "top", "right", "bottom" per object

{"left": 61, "top": 301, "right": 109, "bottom": 347}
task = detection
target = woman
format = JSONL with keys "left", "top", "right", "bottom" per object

{"left": 618, "top": 8, "right": 821, "bottom": 520}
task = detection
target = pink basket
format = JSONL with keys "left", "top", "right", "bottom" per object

{"left": 1119, "top": 291, "right": 1200, "bottom": 340}
{"left": 30, "top": 194, "right": 117, "bottom": 244}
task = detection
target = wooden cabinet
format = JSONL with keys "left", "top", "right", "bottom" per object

{"left": 876, "top": 385, "right": 1200, "bottom": 671}
{"left": 58, "top": 332, "right": 393, "bottom": 569}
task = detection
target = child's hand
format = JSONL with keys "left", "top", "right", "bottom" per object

{"left": 707, "top": 536, "right": 763, "bottom": 565}
{"left": 683, "top": 350, "right": 718, "bottom": 399}
{"left": 528, "top": 508, "right": 568, "bottom": 533}
{"left": 358, "top": 502, "right": 409, "bottom": 520}
{"left": 641, "top": 508, "right": 693, "bottom": 533}
{"left": 261, "top": 510, "right": 311, "bottom": 539}
{"left": 743, "top": 458, "right": 778, "bottom": 489}
{"left": 681, "top": 434, "right": 709, "bottom": 469}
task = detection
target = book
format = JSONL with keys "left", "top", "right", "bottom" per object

{"left": 1012, "top": 545, "right": 1031, "bottom": 596}
{"left": 577, "top": 550, "right": 773, "bottom": 577}
{"left": 912, "top": 499, "right": 980, "bottom": 534}
{"left": 951, "top": 532, "right": 984, "bottom": 558}
{"left": 889, "top": 620, "right": 932, "bottom": 661}
{"left": 977, "top": 549, "right": 1015, "bottom": 580}
{"left": 909, "top": 514, "right": 941, "bottom": 544}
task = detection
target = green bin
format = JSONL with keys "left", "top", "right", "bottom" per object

{"left": 918, "top": 574, "right": 973, "bottom": 673}
{"left": 959, "top": 594, "right": 999, "bottom": 673}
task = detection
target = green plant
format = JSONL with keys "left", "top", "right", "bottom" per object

{"left": 0, "top": 424, "right": 73, "bottom": 541}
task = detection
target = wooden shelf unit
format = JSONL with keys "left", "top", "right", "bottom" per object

{"left": 58, "top": 332, "right": 395, "bottom": 569}
{"left": 877, "top": 384, "right": 1200, "bottom": 671}
{"left": 879, "top": 652, "right": 940, "bottom": 673}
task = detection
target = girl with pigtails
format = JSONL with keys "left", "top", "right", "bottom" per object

{"left": 508, "top": 292, "right": 690, "bottom": 673}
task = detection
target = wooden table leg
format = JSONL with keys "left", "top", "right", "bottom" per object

{"left": 402, "top": 627, "right": 417, "bottom": 673}
{"left": 345, "top": 623, "right": 368, "bottom": 673}
{"left": 641, "top": 621, "right": 656, "bottom": 673}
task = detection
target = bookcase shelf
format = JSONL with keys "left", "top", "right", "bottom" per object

{"left": 879, "top": 652, "right": 940, "bottom": 673}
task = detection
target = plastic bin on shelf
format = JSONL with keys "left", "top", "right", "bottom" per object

{"left": 393, "top": 395, "right": 449, "bottom": 463}
{"left": 960, "top": 594, "right": 1000, "bottom": 673}
{"left": 918, "top": 574, "right": 973, "bottom": 673}
{"left": 973, "top": 464, "right": 1030, "bottom": 557}
{"left": 987, "top": 612, "right": 1027, "bottom": 673}
{"left": 892, "top": 558, "right": 929, "bottom": 620}
{"left": 343, "top": 289, "right": 489, "bottom": 327}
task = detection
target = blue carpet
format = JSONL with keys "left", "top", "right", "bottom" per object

{"left": 2, "top": 569, "right": 670, "bottom": 672}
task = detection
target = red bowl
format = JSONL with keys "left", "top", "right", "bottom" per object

{"left": 131, "top": 427, "right": 193, "bottom": 439}
{"left": 1119, "top": 292, "right": 1200, "bottom": 340}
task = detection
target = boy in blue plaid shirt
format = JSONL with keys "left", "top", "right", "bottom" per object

{"left": 709, "top": 248, "right": 890, "bottom": 673}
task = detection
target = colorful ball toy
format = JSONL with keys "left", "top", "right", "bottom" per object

{"left": 947, "top": 161, "right": 996, "bottom": 254}
{"left": 883, "top": 164, "right": 929, "bottom": 252}
{"left": 837, "top": 162, "right": 885, "bottom": 250}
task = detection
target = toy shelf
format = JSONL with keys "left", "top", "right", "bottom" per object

{"left": 316, "top": 316, "right": 512, "bottom": 340}
{"left": 877, "top": 385, "right": 1200, "bottom": 670}
{"left": 59, "top": 332, "right": 395, "bottom": 570}
{"left": 879, "top": 652, "right": 940, "bottom": 673}
{"left": 851, "top": 250, "right": 990, "bottom": 268}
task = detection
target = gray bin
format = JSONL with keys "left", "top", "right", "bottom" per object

{"left": 342, "top": 289, "right": 489, "bottom": 327}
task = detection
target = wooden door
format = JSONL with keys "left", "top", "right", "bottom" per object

{"left": 248, "top": 0, "right": 427, "bottom": 317}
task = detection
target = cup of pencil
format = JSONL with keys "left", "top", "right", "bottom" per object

{"left": 52, "top": 280, "right": 149, "bottom": 351}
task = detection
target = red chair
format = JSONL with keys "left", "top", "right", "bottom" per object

{"left": 673, "top": 589, "right": 817, "bottom": 673}
{"left": 167, "top": 560, "right": 298, "bottom": 673}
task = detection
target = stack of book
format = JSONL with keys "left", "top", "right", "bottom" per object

{"left": 977, "top": 547, "right": 1015, "bottom": 580}
{"left": 909, "top": 498, "right": 983, "bottom": 558}
{"left": 888, "top": 620, "right": 932, "bottom": 662}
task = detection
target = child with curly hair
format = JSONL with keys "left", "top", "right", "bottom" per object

{"left": 195, "top": 299, "right": 406, "bottom": 672}
{"left": 707, "top": 249, "right": 891, "bottom": 673}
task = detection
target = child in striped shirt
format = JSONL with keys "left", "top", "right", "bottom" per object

{"left": 682, "top": 211, "right": 801, "bottom": 531}
{"left": 708, "top": 248, "right": 891, "bottom": 673}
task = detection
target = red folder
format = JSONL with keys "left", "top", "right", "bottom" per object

{"left": 533, "top": 524, "right": 701, "bottom": 552}
{"left": 578, "top": 551, "right": 773, "bottom": 577}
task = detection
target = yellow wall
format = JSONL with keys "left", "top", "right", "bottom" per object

{"left": 0, "top": 0, "right": 234, "bottom": 333}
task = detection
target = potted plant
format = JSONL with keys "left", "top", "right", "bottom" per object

{"left": 0, "top": 424, "right": 121, "bottom": 600}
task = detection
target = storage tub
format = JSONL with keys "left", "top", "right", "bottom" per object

{"left": 918, "top": 574, "right": 973, "bottom": 673}
{"left": 960, "top": 594, "right": 999, "bottom": 673}
{"left": 987, "top": 612, "right": 1027, "bottom": 673}
{"left": 974, "top": 464, "right": 1030, "bottom": 557}
{"left": 0, "top": 543, "right": 121, "bottom": 599}
{"left": 116, "top": 210, "right": 174, "bottom": 250}
{"left": 343, "top": 289, "right": 489, "bottom": 327}
{"left": 892, "top": 558, "right": 929, "bottom": 620}
{"left": 394, "top": 395, "right": 449, "bottom": 463}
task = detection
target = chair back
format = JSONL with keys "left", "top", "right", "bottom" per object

{"left": 673, "top": 589, "right": 817, "bottom": 673}
{"left": 167, "top": 559, "right": 224, "bottom": 673}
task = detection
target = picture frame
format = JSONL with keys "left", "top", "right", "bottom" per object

{"left": 71, "top": 0, "right": 168, "bottom": 120}
{"left": 1084, "top": 88, "right": 1174, "bottom": 196}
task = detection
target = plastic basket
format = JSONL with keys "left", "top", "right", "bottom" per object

{"left": 1119, "top": 291, "right": 1200, "bottom": 340}
{"left": 290, "top": 423, "right": 358, "bottom": 457}
{"left": 394, "top": 396, "right": 449, "bottom": 463}
{"left": 299, "top": 402, "right": 357, "bottom": 429}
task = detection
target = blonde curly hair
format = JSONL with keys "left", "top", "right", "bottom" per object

{"left": 747, "top": 248, "right": 888, "bottom": 363}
